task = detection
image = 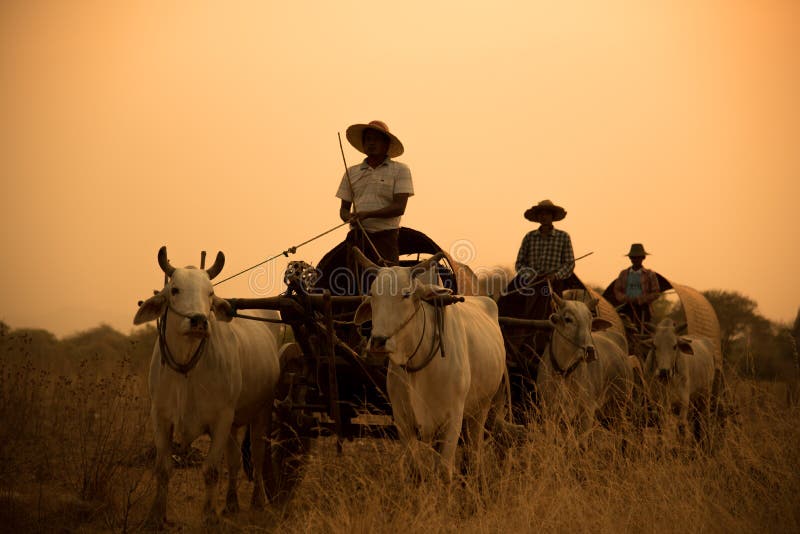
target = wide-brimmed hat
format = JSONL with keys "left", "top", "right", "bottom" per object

{"left": 524, "top": 199, "right": 567, "bottom": 222}
{"left": 626, "top": 243, "right": 650, "bottom": 257}
{"left": 346, "top": 120, "right": 404, "bottom": 158}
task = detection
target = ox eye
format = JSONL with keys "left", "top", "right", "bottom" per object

{"left": 171, "top": 287, "right": 180, "bottom": 296}
{"left": 564, "top": 316, "right": 573, "bottom": 324}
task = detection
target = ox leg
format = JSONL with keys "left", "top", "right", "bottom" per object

{"left": 461, "top": 408, "right": 489, "bottom": 484}
{"left": 692, "top": 396, "right": 711, "bottom": 452}
{"left": 437, "top": 410, "right": 464, "bottom": 482}
{"left": 674, "top": 402, "right": 688, "bottom": 451}
{"left": 222, "top": 429, "right": 241, "bottom": 515}
{"left": 202, "top": 409, "right": 235, "bottom": 525}
{"left": 146, "top": 415, "right": 172, "bottom": 528}
{"left": 249, "top": 408, "right": 269, "bottom": 510}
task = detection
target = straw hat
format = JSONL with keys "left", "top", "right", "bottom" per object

{"left": 524, "top": 199, "right": 567, "bottom": 222}
{"left": 346, "top": 120, "right": 404, "bottom": 158}
{"left": 625, "top": 243, "right": 650, "bottom": 257}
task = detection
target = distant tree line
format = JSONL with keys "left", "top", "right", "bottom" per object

{"left": 0, "top": 321, "right": 157, "bottom": 377}
{"left": 1, "top": 289, "right": 798, "bottom": 382}
{"left": 700, "top": 291, "right": 799, "bottom": 381}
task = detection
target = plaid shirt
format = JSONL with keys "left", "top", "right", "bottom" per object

{"left": 515, "top": 228, "right": 575, "bottom": 280}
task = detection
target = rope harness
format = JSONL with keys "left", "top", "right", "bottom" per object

{"left": 373, "top": 298, "right": 447, "bottom": 373}
{"left": 401, "top": 301, "right": 447, "bottom": 373}
{"left": 157, "top": 303, "right": 208, "bottom": 376}
{"left": 547, "top": 315, "right": 595, "bottom": 379}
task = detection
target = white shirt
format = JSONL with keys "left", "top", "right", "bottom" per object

{"left": 335, "top": 158, "right": 414, "bottom": 232}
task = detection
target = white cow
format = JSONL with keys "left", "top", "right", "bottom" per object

{"left": 134, "top": 247, "right": 281, "bottom": 526}
{"left": 352, "top": 249, "right": 505, "bottom": 480}
{"left": 644, "top": 318, "right": 716, "bottom": 448}
{"left": 536, "top": 294, "right": 633, "bottom": 448}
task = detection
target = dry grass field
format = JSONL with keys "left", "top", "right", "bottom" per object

{"left": 1, "top": 334, "right": 798, "bottom": 533}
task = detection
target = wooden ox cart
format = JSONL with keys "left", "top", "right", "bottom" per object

{"left": 225, "top": 227, "right": 725, "bottom": 499}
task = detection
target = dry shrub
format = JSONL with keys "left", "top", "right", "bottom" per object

{"left": 0, "top": 338, "right": 153, "bottom": 531}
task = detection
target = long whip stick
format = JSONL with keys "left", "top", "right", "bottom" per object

{"left": 337, "top": 132, "right": 382, "bottom": 261}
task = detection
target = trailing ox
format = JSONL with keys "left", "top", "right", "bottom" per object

{"left": 134, "top": 247, "right": 281, "bottom": 526}
{"left": 535, "top": 294, "right": 634, "bottom": 448}
{"left": 352, "top": 248, "right": 505, "bottom": 479}
{"left": 643, "top": 318, "right": 715, "bottom": 448}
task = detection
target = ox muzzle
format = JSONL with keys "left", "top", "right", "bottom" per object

{"left": 188, "top": 313, "right": 210, "bottom": 336}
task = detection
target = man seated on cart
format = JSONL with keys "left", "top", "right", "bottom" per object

{"left": 336, "top": 120, "right": 413, "bottom": 276}
{"left": 498, "top": 199, "right": 576, "bottom": 365}
{"left": 613, "top": 243, "right": 661, "bottom": 336}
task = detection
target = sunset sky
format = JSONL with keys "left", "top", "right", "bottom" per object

{"left": 1, "top": 1, "right": 798, "bottom": 337}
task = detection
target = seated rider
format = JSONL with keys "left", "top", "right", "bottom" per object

{"left": 498, "top": 199, "right": 575, "bottom": 363}
{"left": 613, "top": 243, "right": 661, "bottom": 335}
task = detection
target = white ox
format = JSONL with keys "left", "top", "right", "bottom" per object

{"left": 644, "top": 318, "right": 715, "bottom": 448}
{"left": 535, "top": 294, "right": 633, "bottom": 448}
{"left": 352, "top": 249, "right": 505, "bottom": 479}
{"left": 134, "top": 247, "right": 281, "bottom": 526}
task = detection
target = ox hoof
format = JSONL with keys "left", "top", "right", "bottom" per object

{"left": 250, "top": 491, "right": 267, "bottom": 511}
{"left": 202, "top": 511, "right": 221, "bottom": 526}
{"left": 223, "top": 499, "right": 240, "bottom": 516}
{"left": 143, "top": 514, "right": 167, "bottom": 531}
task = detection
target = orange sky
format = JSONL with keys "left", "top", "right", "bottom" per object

{"left": 1, "top": 1, "right": 798, "bottom": 337}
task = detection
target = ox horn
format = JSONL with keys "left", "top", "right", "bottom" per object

{"left": 205, "top": 251, "right": 225, "bottom": 280}
{"left": 351, "top": 246, "right": 379, "bottom": 270}
{"left": 157, "top": 246, "right": 176, "bottom": 277}
{"left": 411, "top": 252, "right": 444, "bottom": 279}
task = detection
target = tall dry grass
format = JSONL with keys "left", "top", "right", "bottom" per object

{"left": 0, "top": 326, "right": 798, "bottom": 532}
{"left": 272, "top": 383, "right": 799, "bottom": 534}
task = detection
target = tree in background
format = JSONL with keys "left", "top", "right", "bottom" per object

{"left": 703, "top": 289, "right": 795, "bottom": 379}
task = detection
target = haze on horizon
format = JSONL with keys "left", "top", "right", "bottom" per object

{"left": 1, "top": 1, "right": 798, "bottom": 338}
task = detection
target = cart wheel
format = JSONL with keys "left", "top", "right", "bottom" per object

{"left": 266, "top": 342, "right": 311, "bottom": 504}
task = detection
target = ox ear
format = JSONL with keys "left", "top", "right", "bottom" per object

{"left": 591, "top": 318, "right": 613, "bottom": 332}
{"left": 677, "top": 337, "right": 694, "bottom": 355}
{"left": 413, "top": 283, "right": 453, "bottom": 301}
{"left": 353, "top": 297, "right": 372, "bottom": 326}
{"left": 549, "top": 313, "right": 563, "bottom": 326}
{"left": 212, "top": 296, "right": 233, "bottom": 322}
{"left": 134, "top": 292, "right": 166, "bottom": 324}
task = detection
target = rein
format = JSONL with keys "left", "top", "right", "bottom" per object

{"left": 157, "top": 304, "right": 208, "bottom": 376}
